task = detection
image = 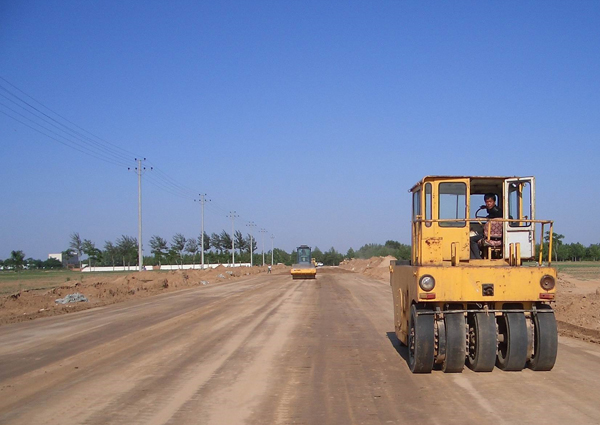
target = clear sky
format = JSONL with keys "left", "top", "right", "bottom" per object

{"left": 1, "top": 1, "right": 599, "bottom": 260}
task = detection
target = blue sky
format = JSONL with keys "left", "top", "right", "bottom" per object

{"left": 1, "top": 1, "right": 599, "bottom": 260}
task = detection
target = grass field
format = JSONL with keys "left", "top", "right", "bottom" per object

{"left": 0, "top": 270, "right": 130, "bottom": 295}
{"left": 555, "top": 261, "right": 600, "bottom": 280}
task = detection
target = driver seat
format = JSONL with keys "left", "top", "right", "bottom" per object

{"left": 479, "top": 219, "right": 503, "bottom": 258}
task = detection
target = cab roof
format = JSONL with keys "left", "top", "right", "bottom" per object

{"left": 409, "top": 176, "right": 528, "bottom": 192}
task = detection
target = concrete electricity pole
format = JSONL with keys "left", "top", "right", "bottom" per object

{"left": 129, "top": 158, "right": 151, "bottom": 272}
{"left": 228, "top": 212, "right": 239, "bottom": 267}
{"left": 196, "top": 194, "right": 210, "bottom": 270}
{"left": 259, "top": 228, "right": 267, "bottom": 266}
{"left": 271, "top": 234, "right": 275, "bottom": 265}
{"left": 246, "top": 221, "right": 256, "bottom": 267}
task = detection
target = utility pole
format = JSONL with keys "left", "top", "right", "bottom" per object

{"left": 246, "top": 221, "right": 256, "bottom": 267}
{"left": 195, "top": 194, "right": 210, "bottom": 270}
{"left": 259, "top": 228, "right": 267, "bottom": 266}
{"left": 227, "top": 211, "right": 239, "bottom": 267}
{"left": 271, "top": 234, "right": 275, "bottom": 265}
{"left": 129, "top": 158, "right": 151, "bottom": 272}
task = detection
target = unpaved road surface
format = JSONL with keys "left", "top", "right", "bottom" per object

{"left": 1, "top": 268, "right": 600, "bottom": 425}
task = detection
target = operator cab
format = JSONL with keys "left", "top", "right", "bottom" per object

{"left": 411, "top": 176, "right": 546, "bottom": 266}
{"left": 297, "top": 245, "right": 312, "bottom": 265}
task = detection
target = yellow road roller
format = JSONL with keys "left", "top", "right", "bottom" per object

{"left": 390, "top": 176, "right": 557, "bottom": 373}
{"left": 291, "top": 245, "right": 317, "bottom": 279}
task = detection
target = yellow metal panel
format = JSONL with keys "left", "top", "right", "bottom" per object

{"left": 390, "top": 263, "right": 556, "bottom": 344}
{"left": 290, "top": 267, "right": 317, "bottom": 279}
{"left": 423, "top": 237, "right": 443, "bottom": 264}
{"left": 419, "top": 178, "right": 470, "bottom": 264}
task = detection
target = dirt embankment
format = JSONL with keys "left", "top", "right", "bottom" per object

{"left": 0, "top": 265, "right": 289, "bottom": 326}
{"left": 340, "top": 257, "right": 600, "bottom": 343}
{"left": 338, "top": 256, "right": 396, "bottom": 281}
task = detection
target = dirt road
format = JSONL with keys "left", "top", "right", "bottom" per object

{"left": 1, "top": 268, "right": 600, "bottom": 425}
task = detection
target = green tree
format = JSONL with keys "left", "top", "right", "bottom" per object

{"left": 10, "top": 250, "right": 25, "bottom": 272}
{"left": 185, "top": 238, "right": 199, "bottom": 266}
{"left": 171, "top": 233, "right": 187, "bottom": 267}
{"left": 210, "top": 232, "right": 223, "bottom": 253}
{"left": 587, "top": 244, "right": 600, "bottom": 261}
{"left": 272, "top": 248, "right": 291, "bottom": 266}
{"left": 323, "top": 247, "right": 343, "bottom": 266}
{"left": 556, "top": 244, "right": 571, "bottom": 261}
{"left": 61, "top": 249, "right": 76, "bottom": 267}
{"left": 200, "top": 231, "right": 211, "bottom": 252}
{"left": 69, "top": 232, "right": 83, "bottom": 268}
{"left": 544, "top": 231, "right": 565, "bottom": 262}
{"left": 385, "top": 240, "right": 402, "bottom": 250}
{"left": 149, "top": 235, "right": 168, "bottom": 266}
{"left": 246, "top": 234, "right": 257, "bottom": 256}
{"left": 346, "top": 247, "right": 356, "bottom": 259}
{"left": 103, "top": 241, "right": 118, "bottom": 269}
{"left": 234, "top": 230, "right": 247, "bottom": 254}
{"left": 312, "top": 247, "right": 324, "bottom": 263}
{"left": 219, "top": 230, "right": 232, "bottom": 255}
{"left": 43, "top": 258, "right": 63, "bottom": 269}
{"left": 570, "top": 242, "right": 586, "bottom": 261}
{"left": 82, "top": 239, "right": 101, "bottom": 268}
{"left": 116, "top": 235, "right": 137, "bottom": 269}
{"left": 26, "top": 258, "right": 43, "bottom": 269}
{"left": 166, "top": 247, "right": 178, "bottom": 265}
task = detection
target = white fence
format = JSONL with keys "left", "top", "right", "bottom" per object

{"left": 81, "top": 263, "right": 252, "bottom": 273}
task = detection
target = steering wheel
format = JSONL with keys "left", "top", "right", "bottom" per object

{"left": 475, "top": 205, "right": 487, "bottom": 218}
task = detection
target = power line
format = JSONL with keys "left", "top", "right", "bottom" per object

{"left": 0, "top": 92, "right": 133, "bottom": 164}
{"left": 0, "top": 101, "right": 132, "bottom": 167}
{"left": 0, "top": 76, "right": 139, "bottom": 160}
{"left": 0, "top": 109, "right": 130, "bottom": 168}
{"left": 144, "top": 162, "right": 198, "bottom": 198}
{"left": 144, "top": 174, "right": 194, "bottom": 200}
{"left": 0, "top": 77, "right": 269, "bottom": 243}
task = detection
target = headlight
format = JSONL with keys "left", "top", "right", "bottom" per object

{"left": 540, "top": 275, "right": 555, "bottom": 291}
{"left": 419, "top": 275, "right": 435, "bottom": 292}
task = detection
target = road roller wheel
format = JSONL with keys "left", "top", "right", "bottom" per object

{"left": 528, "top": 305, "right": 558, "bottom": 371}
{"left": 466, "top": 312, "right": 497, "bottom": 372}
{"left": 408, "top": 304, "right": 434, "bottom": 373}
{"left": 442, "top": 313, "right": 466, "bottom": 373}
{"left": 496, "top": 312, "right": 528, "bottom": 371}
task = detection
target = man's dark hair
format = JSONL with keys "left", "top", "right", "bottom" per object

{"left": 484, "top": 193, "right": 496, "bottom": 201}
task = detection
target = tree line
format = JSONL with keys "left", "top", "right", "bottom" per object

{"left": 0, "top": 250, "right": 63, "bottom": 271}
{"left": 538, "top": 232, "right": 600, "bottom": 262}
{"left": 1, "top": 231, "right": 289, "bottom": 270}
{"left": 2, "top": 230, "right": 599, "bottom": 271}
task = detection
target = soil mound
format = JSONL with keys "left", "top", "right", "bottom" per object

{"left": 0, "top": 264, "right": 289, "bottom": 326}
{"left": 339, "top": 256, "right": 396, "bottom": 281}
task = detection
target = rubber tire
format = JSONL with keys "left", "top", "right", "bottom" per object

{"left": 442, "top": 313, "right": 466, "bottom": 373}
{"left": 496, "top": 312, "right": 528, "bottom": 371}
{"left": 466, "top": 312, "right": 497, "bottom": 372}
{"left": 408, "top": 304, "right": 435, "bottom": 373}
{"left": 528, "top": 305, "right": 558, "bottom": 371}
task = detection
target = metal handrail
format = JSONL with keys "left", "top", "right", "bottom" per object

{"left": 412, "top": 217, "right": 554, "bottom": 266}
{"left": 413, "top": 218, "right": 553, "bottom": 224}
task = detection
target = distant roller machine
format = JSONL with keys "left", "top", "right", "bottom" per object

{"left": 390, "top": 175, "right": 558, "bottom": 373}
{"left": 291, "top": 245, "right": 317, "bottom": 279}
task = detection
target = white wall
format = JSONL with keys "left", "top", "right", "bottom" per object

{"left": 81, "top": 263, "right": 252, "bottom": 272}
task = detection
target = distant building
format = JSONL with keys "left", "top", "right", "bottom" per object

{"left": 48, "top": 252, "right": 79, "bottom": 267}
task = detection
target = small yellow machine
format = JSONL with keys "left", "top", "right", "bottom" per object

{"left": 291, "top": 245, "right": 317, "bottom": 279}
{"left": 390, "top": 176, "right": 557, "bottom": 373}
